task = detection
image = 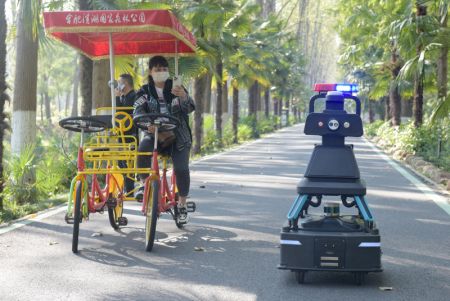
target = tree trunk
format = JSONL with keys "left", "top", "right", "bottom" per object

{"left": 264, "top": 88, "right": 270, "bottom": 118}
{"left": 389, "top": 83, "right": 401, "bottom": 126}
{"left": 384, "top": 95, "right": 390, "bottom": 122}
{"left": 297, "top": 0, "right": 308, "bottom": 40}
{"left": 368, "top": 99, "right": 374, "bottom": 123}
{"left": 304, "top": 15, "right": 310, "bottom": 59}
{"left": 256, "top": 82, "right": 262, "bottom": 112}
{"left": 285, "top": 97, "right": 290, "bottom": 125}
{"left": 71, "top": 57, "right": 80, "bottom": 116}
{"left": 265, "top": 0, "right": 275, "bottom": 15}
{"left": 232, "top": 85, "right": 239, "bottom": 143}
{"left": 278, "top": 97, "right": 283, "bottom": 127}
{"left": 57, "top": 91, "right": 61, "bottom": 112}
{"left": 80, "top": 55, "right": 93, "bottom": 116}
{"left": 79, "top": 0, "right": 93, "bottom": 116}
{"left": 413, "top": 74, "right": 424, "bottom": 127}
{"left": 40, "top": 93, "right": 44, "bottom": 122}
{"left": 44, "top": 92, "right": 51, "bottom": 123}
{"left": 278, "top": 97, "right": 283, "bottom": 116}
{"left": 248, "top": 80, "right": 258, "bottom": 117}
{"left": 12, "top": 0, "right": 39, "bottom": 156}
{"left": 273, "top": 97, "right": 278, "bottom": 117}
{"left": 92, "top": 59, "right": 111, "bottom": 110}
{"left": 401, "top": 97, "right": 413, "bottom": 117}
{"left": 389, "top": 47, "right": 402, "bottom": 126}
{"left": 64, "top": 92, "right": 70, "bottom": 116}
{"left": 204, "top": 71, "right": 212, "bottom": 113}
{"left": 437, "top": 10, "right": 448, "bottom": 99}
{"left": 0, "top": 0, "right": 8, "bottom": 210}
{"left": 308, "top": 1, "right": 322, "bottom": 86}
{"left": 413, "top": 3, "right": 427, "bottom": 127}
{"left": 222, "top": 79, "right": 228, "bottom": 114}
{"left": 215, "top": 60, "right": 223, "bottom": 142}
{"left": 193, "top": 73, "right": 207, "bottom": 154}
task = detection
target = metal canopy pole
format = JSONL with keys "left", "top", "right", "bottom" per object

{"left": 175, "top": 40, "right": 179, "bottom": 77}
{"left": 108, "top": 33, "right": 116, "bottom": 128}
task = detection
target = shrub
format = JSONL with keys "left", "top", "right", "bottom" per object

{"left": 240, "top": 115, "right": 259, "bottom": 138}
{"left": 238, "top": 124, "right": 253, "bottom": 141}
{"left": 257, "top": 116, "right": 276, "bottom": 134}
{"left": 364, "top": 120, "right": 384, "bottom": 137}
{"left": 222, "top": 122, "right": 235, "bottom": 147}
{"left": 3, "top": 145, "right": 39, "bottom": 205}
{"left": 367, "top": 118, "right": 449, "bottom": 172}
{"left": 201, "top": 114, "right": 219, "bottom": 153}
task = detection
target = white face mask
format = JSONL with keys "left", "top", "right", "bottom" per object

{"left": 118, "top": 82, "right": 125, "bottom": 92}
{"left": 152, "top": 71, "right": 170, "bottom": 83}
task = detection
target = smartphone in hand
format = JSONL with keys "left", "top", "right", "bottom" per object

{"left": 173, "top": 76, "right": 182, "bottom": 87}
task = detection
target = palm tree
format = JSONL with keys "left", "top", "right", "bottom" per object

{"left": 185, "top": 0, "right": 243, "bottom": 145}
{"left": 413, "top": 2, "right": 428, "bottom": 127}
{"left": 0, "top": 0, "right": 8, "bottom": 210}
{"left": 11, "top": 0, "right": 40, "bottom": 156}
{"left": 436, "top": 1, "right": 448, "bottom": 100}
{"left": 193, "top": 71, "right": 208, "bottom": 154}
{"left": 79, "top": 0, "right": 93, "bottom": 116}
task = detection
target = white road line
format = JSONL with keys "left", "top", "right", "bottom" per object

{"left": 0, "top": 205, "right": 67, "bottom": 235}
{"left": 364, "top": 138, "right": 450, "bottom": 216}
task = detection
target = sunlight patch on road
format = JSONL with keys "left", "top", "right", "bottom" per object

{"left": 368, "top": 188, "right": 426, "bottom": 201}
{"left": 415, "top": 218, "right": 450, "bottom": 226}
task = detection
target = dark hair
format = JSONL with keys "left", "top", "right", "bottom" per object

{"left": 148, "top": 56, "right": 169, "bottom": 70}
{"left": 119, "top": 73, "right": 133, "bottom": 88}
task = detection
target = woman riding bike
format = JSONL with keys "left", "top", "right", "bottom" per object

{"left": 133, "top": 56, "right": 195, "bottom": 224}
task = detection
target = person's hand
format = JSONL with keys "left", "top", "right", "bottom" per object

{"left": 147, "top": 125, "right": 156, "bottom": 133}
{"left": 171, "top": 86, "right": 187, "bottom": 101}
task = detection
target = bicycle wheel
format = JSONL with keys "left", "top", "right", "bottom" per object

{"left": 72, "top": 180, "right": 83, "bottom": 253}
{"left": 145, "top": 180, "right": 159, "bottom": 252}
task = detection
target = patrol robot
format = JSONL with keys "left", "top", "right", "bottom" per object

{"left": 278, "top": 84, "right": 382, "bottom": 285}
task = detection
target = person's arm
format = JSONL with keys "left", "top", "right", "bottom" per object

{"left": 179, "top": 94, "right": 195, "bottom": 114}
{"left": 171, "top": 86, "right": 195, "bottom": 114}
{"left": 133, "top": 93, "right": 148, "bottom": 116}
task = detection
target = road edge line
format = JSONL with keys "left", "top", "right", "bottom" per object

{"left": 364, "top": 138, "right": 450, "bottom": 216}
{"left": 0, "top": 204, "right": 67, "bottom": 235}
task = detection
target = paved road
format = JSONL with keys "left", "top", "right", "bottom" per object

{"left": 1, "top": 124, "right": 449, "bottom": 301}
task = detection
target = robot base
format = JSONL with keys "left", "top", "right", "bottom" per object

{"left": 278, "top": 215, "right": 382, "bottom": 285}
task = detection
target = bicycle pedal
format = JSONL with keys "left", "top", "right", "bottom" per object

{"left": 186, "top": 201, "right": 196, "bottom": 213}
{"left": 118, "top": 217, "right": 128, "bottom": 226}
{"left": 64, "top": 214, "right": 74, "bottom": 224}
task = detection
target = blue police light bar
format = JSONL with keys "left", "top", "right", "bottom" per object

{"left": 314, "top": 83, "right": 358, "bottom": 93}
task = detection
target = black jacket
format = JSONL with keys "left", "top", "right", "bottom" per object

{"left": 133, "top": 79, "right": 195, "bottom": 150}
{"left": 116, "top": 90, "right": 136, "bottom": 110}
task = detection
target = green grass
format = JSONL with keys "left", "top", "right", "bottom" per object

{"left": 0, "top": 195, "right": 67, "bottom": 225}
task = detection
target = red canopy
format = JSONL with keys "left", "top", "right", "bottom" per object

{"left": 43, "top": 10, "right": 197, "bottom": 59}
